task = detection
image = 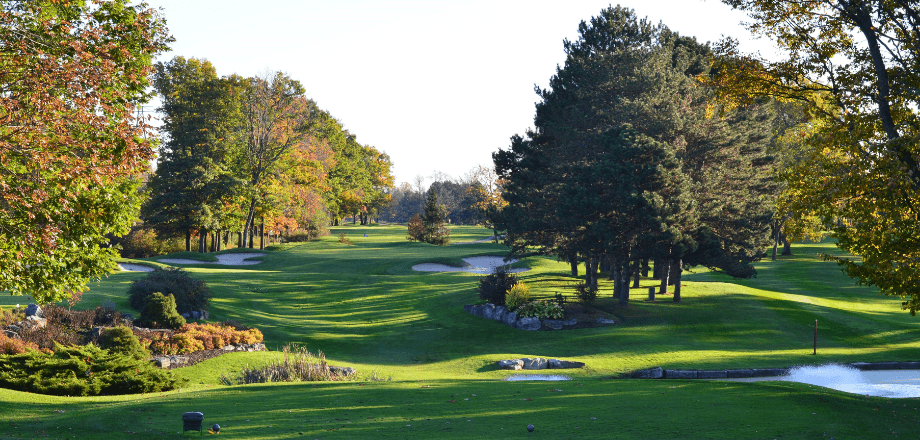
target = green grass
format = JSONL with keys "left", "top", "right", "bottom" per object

{"left": 2, "top": 225, "right": 919, "bottom": 439}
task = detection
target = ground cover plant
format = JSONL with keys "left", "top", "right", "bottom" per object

{"left": 1, "top": 225, "right": 919, "bottom": 438}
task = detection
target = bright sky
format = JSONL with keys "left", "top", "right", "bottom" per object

{"left": 143, "top": 0, "right": 779, "bottom": 186}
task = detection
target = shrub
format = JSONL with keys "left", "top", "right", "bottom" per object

{"left": 112, "top": 225, "right": 185, "bottom": 258}
{"left": 0, "top": 332, "right": 44, "bottom": 355}
{"left": 219, "top": 344, "right": 350, "bottom": 385}
{"left": 406, "top": 214, "right": 425, "bottom": 242}
{"left": 505, "top": 282, "right": 532, "bottom": 310}
{"left": 137, "top": 292, "right": 186, "bottom": 329}
{"left": 18, "top": 320, "right": 83, "bottom": 351}
{"left": 128, "top": 268, "right": 210, "bottom": 314}
{"left": 478, "top": 266, "right": 518, "bottom": 306}
{"left": 338, "top": 233, "right": 353, "bottom": 245}
{"left": 98, "top": 326, "right": 149, "bottom": 360}
{"left": 574, "top": 282, "right": 598, "bottom": 304}
{"left": 0, "top": 344, "right": 181, "bottom": 396}
{"left": 516, "top": 300, "right": 564, "bottom": 320}
{"left": 139, "top": 323, "right": 264, "bottom": 355}
{"left": 0, "top": 309, "right": 24, "bottom": 327}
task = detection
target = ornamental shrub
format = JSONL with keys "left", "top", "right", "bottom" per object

{"left": 128, "top": 268, "right": 210, "bottom": 314}
{"left": 137, "top": 292, "right": 186, "bottom": 329}
{"left": 477, "top": 266, "right": 518, "bottom": 306}
{"left": 505, "top": 282, "right": 532, "bottom": 310}
{"left": 0, "top": 332, "right": 43, "bottom": 355}
{"left": 98, "top": 326, "right": 149, "bottom": 360}
{"left": 516, "top": 300, "right": 564, "bottom": 320}
{"left": 0, "top": 344, "right": 181, "bottom": 396}
{"left": 574, "top": 282, "right": 598, "bottom": 304}
{"left": 139, "top": 323, "right": 264, "bottom": 355}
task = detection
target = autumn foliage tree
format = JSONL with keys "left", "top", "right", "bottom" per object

{"left": 0, "top": 0, "right": 170, "bottom": 304}
{"left": 713, "top": 0, "right": 920, "bottom": 313}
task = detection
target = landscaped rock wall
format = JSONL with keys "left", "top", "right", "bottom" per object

{"left": 464, "top": 303, "right": 580, "bottom": 330}
{"left": 630, "top": 362, "right": 920, "bottom": 379}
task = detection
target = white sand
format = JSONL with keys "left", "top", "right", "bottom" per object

{"left": 117, "top": 263, "right": 155, "bottom": 272}
{"left": 157, "top": 252, "right": 266, "bottom": 266}
{"left": 412, "top": 256, "right": 529, "bottom": 274}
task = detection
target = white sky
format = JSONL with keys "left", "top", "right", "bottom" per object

{"left": 142, "top": 0, "right": 779, "bottom": 186}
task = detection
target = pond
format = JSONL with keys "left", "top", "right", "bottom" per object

{"left": 723, "top": 364, "right": 920, "bottom": 398}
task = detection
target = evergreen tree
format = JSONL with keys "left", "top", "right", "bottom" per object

{"left": 420, "top": 189, "right": 450, "bottom": 246}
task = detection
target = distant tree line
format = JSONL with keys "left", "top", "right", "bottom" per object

{"left": 377, "top": 166, "right": 504, "bottom": 227}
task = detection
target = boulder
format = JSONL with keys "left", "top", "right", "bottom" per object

{"left": 3, "top": 329, "right": 18, "bottom": 339}
{"left": 180, "top": 313, "right": 191, "bottom": 319}
{"left": 664, "top": 370, "right": 698, "bottom": 379}
{"left": 498, "top": 359, "right": 523, "bottom": 370}
{"left": 463, "top": 304, "right": 474, "bottom": 313}
{"left": 469, "top": 305, "right": 485, "bottom": 317}
{"left": 548, "top": 359, "right": 585, "bottom": 369}
{"left": 515, "top": 316, "right": 541, "bottom": 331}
{"left": 541, "top": 320, "right": 564, "bottom": 330}
{"left": 697, "top": 370, "right": 728, "bottom": 379}
{"left": 190, "top": 311, "right": 200, "bottom": 320}
{"left": 491, "top": 306, "right": 508, "bottom": 322}
{"left": 330, "top": 366, "right": 356, "bottom": 377}
{"left": 522, "top": 357, "right": 548, "bottom": 370}
{"left": 502, "top": 311, "right": 518, "bottom": 327}
{"left": 561, "top": 319, "right": 577, "bottom": 326}
{"left": 481, "top": 304, "right": 496, "bottom": 320}
{"left": 151, "top": 357, "right": 171, "bottom": 368}
{"left": 632, "top": 367, "right": 663, "bottom": 379}
{"left": 596, "top": 318, "right": 616, "bottom": 325}
{"left": 24, "top": 315, "right": 46, "bottom": 328}
{"left": 25, "top": 303, "right": 42, "bottom": 318}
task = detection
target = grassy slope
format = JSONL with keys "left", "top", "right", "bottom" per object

{"left": 1, "top": 225, "right": 919, "bottom": 439}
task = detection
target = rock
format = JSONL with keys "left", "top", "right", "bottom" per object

{"left": 541, "top": 319, "right": 563, "bottom": 330}
{"left": 502, "top": 311, "right": 518, "bottom": 327}
{"left": 329, "top": 366, "right": 356, "bottom": 377}
{"left": 201, "top": 310, "right": 209, "bottom": 320}
{"left": 548, "top": 359, "right": 585, "bottom": 369}
{"left": 697, "top": 370, "right": 728, "bottom": 379}
{"left": 24, "top": 315, "right": 46, "bottom": 328}
{"left": 463, "top": 304, "right": 474, "bottom": 313}
{"left": 562, "top": 318, "right": 577, "bottom": 326}
{"left": 632, "top": 367, "right": 663, "bottom": 379}
{"left": 498, "top": 359, "right": 523, "bottom": 370}
{"left": 222, "top": 345, "right": 235, "bottom": 351}
{"left": 515, "top": 316, "right": 541, "bottom": 331}
{"left": 726, "top": 369, "right": 753, "bottom": 378}
{"left": 899, "top": 361, "right": 920, "bottom": 369}
{"left": 180, "top": 313, "right": 191, "bottom": 319}
{"left": 92, "top": 327, "right": 105, "bottom": 338}
{"left": 190, "top": 311, "right": 200, "bottom": 320}
{"left": 151, "top": 357, "right": 171, "bottom": 368}
{"left": 596, "top": 318, "right": 616, "bottom": 325}
{"left": 664, "top": 370, "right": 698, "bottom": 379}
{"left": 469, "top": 305, "right": 485, "bottom": 317}
{"left": 3, "top": 329, "right": 18, "bottom": 338}
{"left": 491, "top": 306, "right": 508, "bottom": 322}
{"left": 25, "top": 303, "right": 42, "bottom": 318}
{"left": 521, "top": 357, "right": 548, "bottom": 370}
{"left": 6, "top": 324, "right": 22, "bottom": 334}
{"left": 481, "top": 304, "right": 496, "bottom": 320}
{"left": 851, "top": 362, "right": 899, "bottom": 371}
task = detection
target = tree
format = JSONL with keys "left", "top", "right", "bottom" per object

{"left": 407, "top": 189, "right": 450, "bottom": 245}
{"left": 713, "top": 0, "right": 920, "bottom": 313}
{"left": 495, "top": 5, "right": 775, "bottom": 302}
{"left": 0, "top": 0, "right": 170, "bottom": 304}
{"left": 239, "top": 72, "right": 319, "bottom": 247}
{"left": 144, "top": 57, "right": 245, "bottom": 252}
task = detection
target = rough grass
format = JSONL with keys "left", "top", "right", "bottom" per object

{"left": 1, "top": 225, "right": 919, "bottom": 439}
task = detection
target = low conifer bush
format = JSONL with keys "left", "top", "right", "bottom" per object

{"left": 137, "top": 292, "right": 186, "bottom": 329}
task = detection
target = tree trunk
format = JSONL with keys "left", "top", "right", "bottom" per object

{"left": 216, "top": 231, "right": 222, "bottom": 252}
{"left": 185, "top": 229, "right": 191, "bottom": 252}
{"left": 259, "top": 217, "right": 265, "bottom": 250}
{"left": 673, "top": 258, "right": 683, "bottom": 303}
{"left": 632, "top": 259, "right": 641, "bottom": 288}
{"left": 248, "top": 226, "right": 254, "bottom": 249}
{"left": 781, "top": 235, "right": 792, "bottom": 256}
{"left": 653, "top": 257, "right": 660, "bottom": 279}
{"left": 620, "top": 262, "right": 631, "bottom": 305}
{"left": 641, "top": 258, "right": 649, "bottom": 278}
{"left": 772, "top": 221, "right": 780, "bottom": 261}
{"left": 237, "top": 231, "right": 242, "bottom": 248}
{"left": 569, "top": 254, "right": 578, "bottom": 276}
{"left": 198, "top": 229, "right": 206, "bottom": 253}
{"left": 659, "top": 259, "right": 670, "bottom": 295}
{"left": 612, "top": 263, "right": 621, "bottom": 300}
{"left": 242, "top": 197, "right": 256, "bottom": 248}
{"left": 607, "top": 255, "right": 615, "bottom": 281}
{"left": 668, "top": 260, "right": 679, "bottom": 286}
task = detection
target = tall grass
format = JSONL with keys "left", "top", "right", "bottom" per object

{"left": 219, "top": 344, "right": 352, "bottom": 385}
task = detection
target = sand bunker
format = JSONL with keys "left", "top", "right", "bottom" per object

{"left": 157, "top": 252, "right": 266, "bottom": 266}
{"left": 725, "top": 364, "right": 920, "bottom": 398}
{"left": 117, "top": 263, "right": 155, "bottom": 272}
{"left": 412, "top": 256, "right": 529, "bottom": 274}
